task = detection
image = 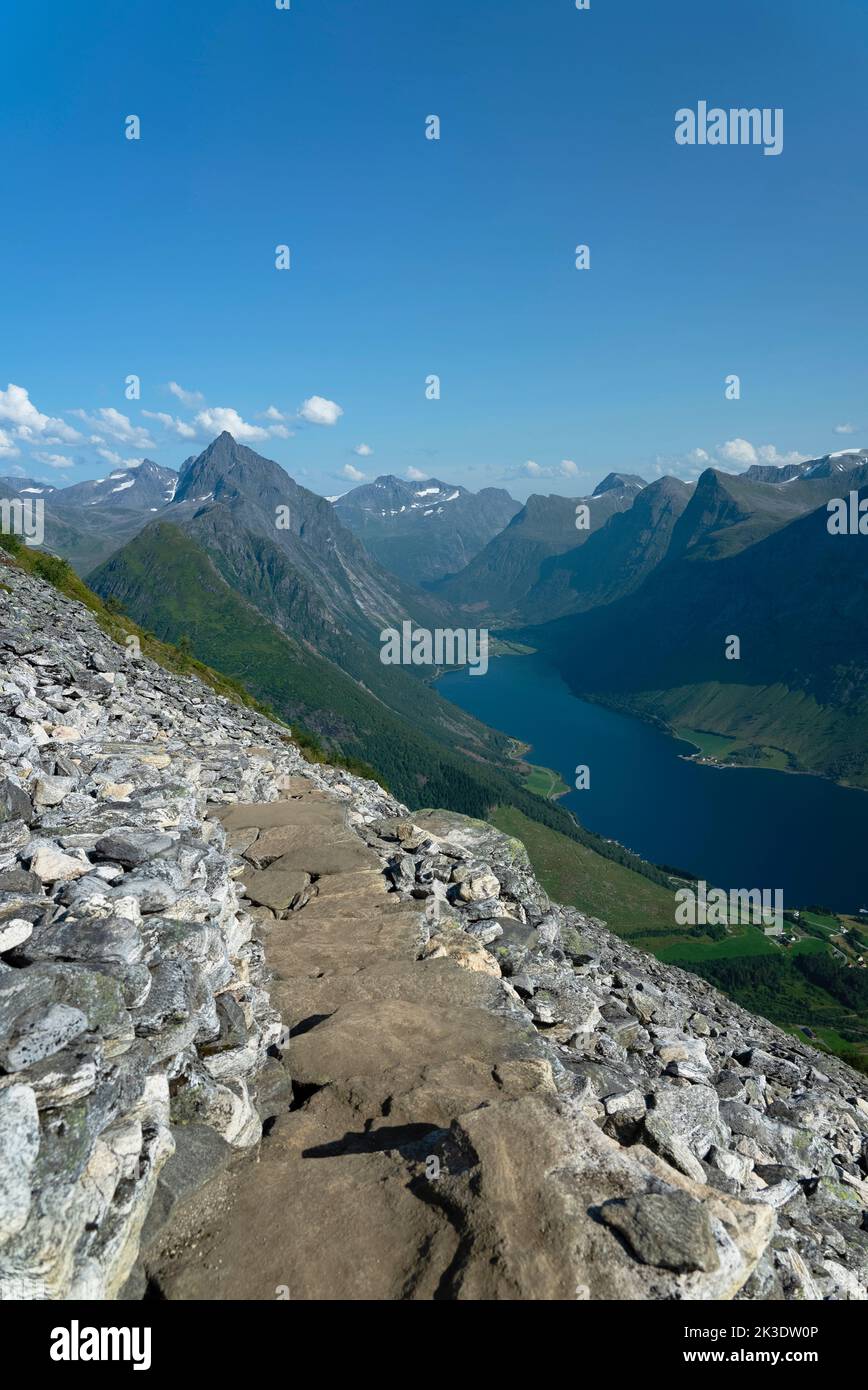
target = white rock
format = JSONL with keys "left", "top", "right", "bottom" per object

{"left": 457, "top": 871, "right": 501, "bottom": 902}
{"left": 30, "top": 845, "right": 91, "bottom": 882}
{"left": 99, "top": 782, "right": 134, "bottom": 800}
{"left": 0, "top": 917, "right": 34, "bottom": 951}
{"left": 112, "top": 895, "right": 142, "bottom": 924}
{"left": 0, "top": 1084, "right": 40, "bottom": 1241}
{"left": 708, "top": 1145, "right": 752, "bottom": 1184}
{"left": 34, "top": 774, "right": 77, "bottom": 807}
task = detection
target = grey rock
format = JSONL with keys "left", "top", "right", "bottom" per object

{"left": 720, "top": 1101, "right": 833, "bottom": 1177}
{"left": 93, "top": 829, "right": 175, "bottom": 868}
{"left": 0, "top": 1083, "right": 39, "bottom": 1241}
{"left": 645, "top": 1083, "right": 726, "bottom": 1161}
{"left": 0, "top": 868, "right": 42, "bottom": 894}
{"left": 0, "top": 818, "right": 30, "bottom": 870}
{"left": 599, "top": 1192, "right": 720, "bottom": 1273}
{"left": 0, "top": 1000, "right": 87, "bottom": 1071}
{"left": 806, "top": 1177, "right": 867, "bottom": 1225}
{"left": 0, "top": 777, "right": 32, "bottom": 826}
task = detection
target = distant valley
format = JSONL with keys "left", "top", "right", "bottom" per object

{"left": 5, "top": 434, "right": 868, "bottom": 1074}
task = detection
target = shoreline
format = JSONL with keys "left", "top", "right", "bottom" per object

{"left": 462, "top": 642, "right": 867, "bottom": 796}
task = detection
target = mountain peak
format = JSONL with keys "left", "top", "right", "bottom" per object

{"left": 174, "top": 433, "right": 292, "bottom": 506}
{"left": 592, "top": 472, "right": 647, "bottom": 497}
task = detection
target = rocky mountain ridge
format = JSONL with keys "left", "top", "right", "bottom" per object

{"left": 430, "top": 478, "right": 647, "bottom": 620}
{"left": 334, "top": 474, "right": 521, "bottom": 587}
{"left": 1, "top": 559, "right": 867, "bottom": 1300}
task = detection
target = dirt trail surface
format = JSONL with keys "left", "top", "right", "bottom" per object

{"left": 143, "top": 790, "right": 776, "bottom": 1302}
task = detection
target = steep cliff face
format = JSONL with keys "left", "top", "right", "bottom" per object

{"left": 1, "top": 560, "right": 866, "bottom": 1302}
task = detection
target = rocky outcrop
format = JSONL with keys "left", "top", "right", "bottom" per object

{"left": 1, "top": 560, "right": 867, "bottom": 1301}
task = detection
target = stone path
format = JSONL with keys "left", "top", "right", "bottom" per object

{"left": 140, "top": 785, "right": 776, "bottom": 1302}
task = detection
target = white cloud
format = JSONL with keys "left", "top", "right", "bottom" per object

{"left": 719, "top": 438, "right": 758, "bottom": 466}
{"left": 194, "top": 407, "right": 269, "bottom": 442}
{"left": 98, "top": 408, "right": 153, "bottom": 446}
{"left": 96, "top": 448, "right": 145, "bottom": 467}
{"left": 834, "top": 423, "right": 856, "bottom": 435}
{"left": 34, "top": 452, "right": 74, "bottom": 470}
{"left": 142, "top": 410, "right": 197, "bottom": 439}
{"left": 168, "top": 381, "right": 203, "bottom": 407}
{"left": 341, "top": 462, "right": 365, "bottom": 482}
{"left": 0, "top": 427, "right": 20, "bottom": 458}
{"left": 71, "top": 407, "right": 154, "bottom": 449}
{"left": 658, "top": 439, "right": 810, "bottom": 479}
{"left": 299, "top": 395, "right": 344, "bottom": 426}
{"left": 0, "top": 383, "right": 82, "bottom": 444}
{"left": 256, "top": 407, "right": 295, "bottom": 438}
{"left": 519, "top": 458, "right": 583, "bottom": 480}
{"left": 354, "top": 443, "right": 373, "bottom": 457}
{"left": 717, "top": 439, "right": 808, "bottom": 470}
{"left": 405, "top": 466, "right": 427, "bottom": 480}
{"left": 756, "top": 444, "right": 808, "bottom": 465}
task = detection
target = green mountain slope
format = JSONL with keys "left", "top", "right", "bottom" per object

{"left": 530, "top": 484, "right": 868, "bottom": 786}
{"left": 88, "top": 520, "right": 678, "bottom": 889}
{"left": 430, "top": 474, "right": 646, "bottom": 621}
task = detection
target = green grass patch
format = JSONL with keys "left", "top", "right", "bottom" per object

{"left": 520, "top": 764, "right": 570, "bottom": 800}
{"left": 789, "top": 936, "right": 832, "bottom": 957}
{"left": 488, "top": 804, "right": 679, "bottom": 938}
{"left": 674, "top": 727, "right": 739, "bottom": 758}
{"left": 801, "top": 910, "right": 840, "bottom": 931}
{"left": 657, "top": 927, "right": 781, "bottom": 963}
{"left": 674, "top": 726, "right": 792, "bottom": 772}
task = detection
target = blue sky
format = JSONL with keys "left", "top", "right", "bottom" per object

{"left": 1, "top": 0, "right": 866, "bottom": 501}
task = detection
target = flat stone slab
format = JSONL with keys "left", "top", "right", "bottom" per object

{"left": 243, "top": 813, "right": 351, "bottom": 869}
{"left": 242, "top": 867, "right": 311, "bottom": 912}
{"left": 258, "top": 837, "right": 373, "bottom": 878}
{"left": 212, "top": 800, "right": 346, "bottom": 832}
{"left": 289, "top": 997, "right": 539, "bottom": 1089}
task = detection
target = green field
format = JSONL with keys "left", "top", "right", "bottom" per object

{"left": 789, "top": 936, "right": 830, "bottom": 957}
{"left": 674, "top": 726, "right": 792, "bottom": 772}
{"left": 674, "top": 727, "right": 739, "bottom": 758}
{"left": 800, "top": 910, "right": 839, "bottom": 932}
{"left": 520, "top": 764, "right": 571, "bottom": 800}
{"left": 656, "top": 927, "right": 781, "bottom": 964}
{"left": 489, "top": 804, "right": 687, "bottom": 942}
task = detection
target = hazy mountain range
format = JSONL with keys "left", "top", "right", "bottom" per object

{"left": 428, "top": 472, "right": 648, "bottom": 620}
{"left": 82, "top": 434, "right": 656, "bottom": 882}
{"left": 333, "top": 474, "right": 520, "bottom": 586}
{"left": 0, "top": 459, "right": 177, "bottom": 573}
{"left": 522, "top": 451, "right": 868, "bottom": 787}
{"left": 5, "top": 437, "right": 868, "bottom": 791}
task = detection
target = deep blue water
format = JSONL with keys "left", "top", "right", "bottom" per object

{"left": 440, "top": 652, "right": 868, "bottom": 913}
